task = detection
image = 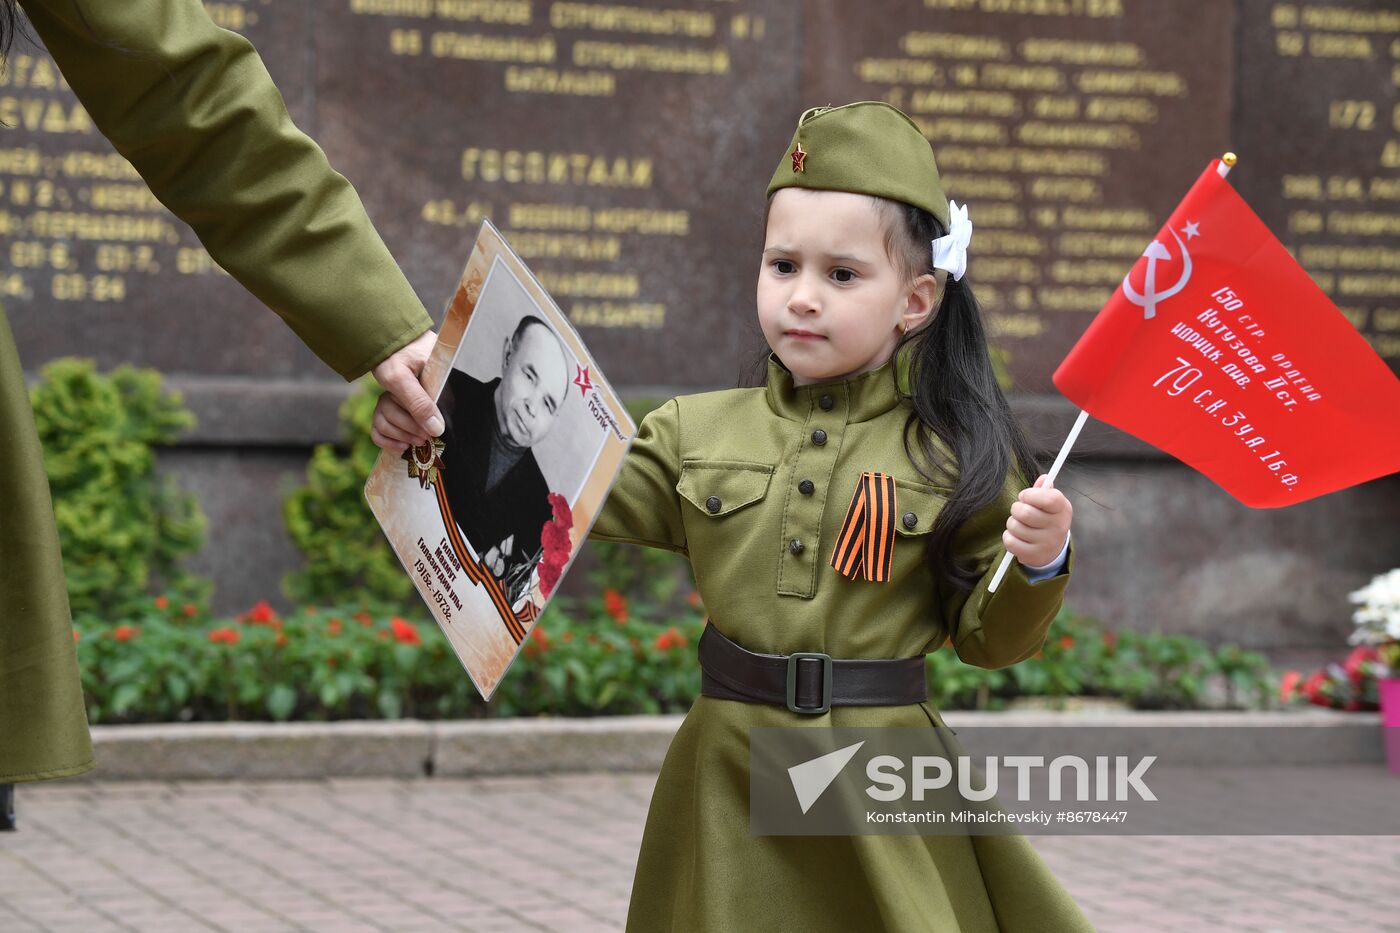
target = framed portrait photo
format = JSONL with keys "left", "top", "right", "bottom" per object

{"left": 365, "top": 219, "right": 636, "bottom": 700}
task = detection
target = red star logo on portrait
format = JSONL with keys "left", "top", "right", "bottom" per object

{"left": 573, "top": 363, "right": 594, "bottom": 397}
{"left": 791, "top": 142, "right": 807, "bottom": 174}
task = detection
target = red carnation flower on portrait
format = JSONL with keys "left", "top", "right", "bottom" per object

{"left": 549, "top": 492, "right": 572, "bottom": 526}
{"left": 1278, "top": 670, "right": 1302, "bottom": 703}
{"left": 1058, "top": 635, "right": 1075, "bottom": 651}
{"left": 154, "top": 595, "right": 169, "bottom": 610}
{"left": 538, "top": 559, "right": 562, "bottom": 598}
{"left": 208, "top": 627, "right": 240, "bottom": 646}
{"left": 537, "top": 492, "right": 575, "bottom": 598}
{"left": 182, "top": 603, "right": 198, "bottom": 619}
{"left": 541, "top": 518, "right": 570, "bottom": 549}
{"left": 114, "top": 625, "right": 138, "bottom": 642}
{"left": 390, "top": 617, "right": 422, "bottom": 646}
{"left": 327, "top": 618, "right": 344, "bottom": 637}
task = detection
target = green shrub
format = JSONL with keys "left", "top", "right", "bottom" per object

{"left": 76, "top": 591, "right": 1279, "bottom": 722}
{"left": 30, "top": 358, "right": 206, "bottom": 620}
{"left": 927, "top": 609, "right": 1276, "bottom": 711}
{"left": 74, "top": 591, "right": 707, "bottom": 723}
{"left": 281, "top": 379, "right": 416, "bottom": 606}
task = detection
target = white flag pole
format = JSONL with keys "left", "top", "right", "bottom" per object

{"left": 987, "top": 408, "right": 1088, "bottom": 593}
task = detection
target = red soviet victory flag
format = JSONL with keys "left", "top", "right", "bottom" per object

{"left": 1053, "top": 158, "right": 1400, "bottom": 508}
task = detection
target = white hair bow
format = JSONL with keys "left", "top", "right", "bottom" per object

{"left": 930, "top": 199, "right": 972, "bottom": 281}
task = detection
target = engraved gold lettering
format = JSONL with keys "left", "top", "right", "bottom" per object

{"left": 1327, "top": 211, "right": 1400, "bottom": 236}
{"left": 922, "top": 0, "right": 1122, "bottom": 15}
{"left": 550, "top": 3, "right": 715, "bottom": 37}
{"left": 504, "top": 66, "right": 616, "bottom": 96}
{"left": 907, "top": 89, "right": 1018, "bottom": 117}
{"left": 569, "top": 301, "right": 665, "bottom": 327}
{"left": 461, "top": 148, "right": 653, "bottom": 188}
{"left": 942, "top": 175, "right": 1021, "bottom": 199}
{"left": 431, "top": 32, "right": 555, "bottom": 62}
{"left": 1074, "top": 69, "right": 1186, "bottom": 96}
{"left": 1019, "top": 38, "right": 1142, "bottom": 65}
{"left": 901, "top": 32, "right": 1009, "bottom": 59}
{"left": 0, "top": 97, "right": 93, "bottom": 134}
{"left": 1017, "top": 121, "right": 1139, "bottom": 148}
{"left": 573, "top": 41, "right": 729, "bottom": 73}
{"left": 938, "top": 146, "right": 1108, "bottom": 175}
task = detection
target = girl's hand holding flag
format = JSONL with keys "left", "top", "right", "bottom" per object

{"left": 1004, "top": 475, "right": 1073, "bottom": 571}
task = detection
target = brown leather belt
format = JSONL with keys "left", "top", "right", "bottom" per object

{"left": 697, "top": 622, "right": 928, "bottom": 715}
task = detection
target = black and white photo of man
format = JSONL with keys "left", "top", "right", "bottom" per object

{"left": 437, "top": 314, "right": 571, "bottom": 602}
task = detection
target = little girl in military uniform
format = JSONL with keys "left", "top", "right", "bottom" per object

{"left": 374, "top": 101, "right": 1089, "bottom": 931}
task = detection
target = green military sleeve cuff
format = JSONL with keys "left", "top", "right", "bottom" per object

{"left": 953, "top": 535, "right": 1076, "bottom": 670}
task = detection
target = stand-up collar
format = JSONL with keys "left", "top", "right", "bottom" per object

{"left": 762, "top": 345, "right": 913, "bottom": 424}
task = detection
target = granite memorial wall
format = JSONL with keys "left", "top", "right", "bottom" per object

{"left": 4, "top": 0, "right": 1397, "bottom": 652}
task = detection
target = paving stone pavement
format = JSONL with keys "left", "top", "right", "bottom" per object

{"left": 2, "top": 771, "right": 1398, "bottom": 933}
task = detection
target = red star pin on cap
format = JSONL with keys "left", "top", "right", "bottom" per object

{"left": 790, "top": 142, "right": 807, "bottom": 174}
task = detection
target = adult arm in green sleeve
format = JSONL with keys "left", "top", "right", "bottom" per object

{"left": 588, "top": 398, "right": 688, "bottom": 555}
{"left": 944, "top": 473, "right": 1075, "bottom": 670}
{"left": 18, "top": 0, "right": 433, "bottom": 379}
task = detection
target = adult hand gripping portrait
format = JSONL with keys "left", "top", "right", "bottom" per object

{"left": 370, "top": 329, "right": 445, "bottom": 444}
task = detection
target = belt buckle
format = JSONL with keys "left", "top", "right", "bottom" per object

{"left": 785, "top": 652, "right": 833, "bottom": 715}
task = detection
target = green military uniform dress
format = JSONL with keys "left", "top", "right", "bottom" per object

{"left": 588, "top": 348, "right": 1093, "bottom": 931}
{"left": 1, "top": 0, "right": 432, "bottom": 782}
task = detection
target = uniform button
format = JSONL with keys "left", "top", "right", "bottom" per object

{"left": 819, "top": 394, "right": 834, "bottom": 411}
{"left": 903, "top": 511, "right": 918, "bottom": 529}
{"left": 811, "top": 429, "right": 827, "bottom": 446}
{"left": 789, "top": 539, "right": 805, "bottom": 555}
{"left": 798, "top": 479, "right": 814, "bottom": 495}
{"left": 706, "top": 496, "right": 722, "bottom": 513}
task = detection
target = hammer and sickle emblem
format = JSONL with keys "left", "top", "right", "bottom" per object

{"left": 1123, "top": 228, "right": 1192, "bottom": 320}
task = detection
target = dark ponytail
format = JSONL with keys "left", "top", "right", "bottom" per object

{"left": 889, "top": 202, "right": 1041, "bottom": 592}
{"left": 0, "top": 0, "right": 21, "bottom": 63}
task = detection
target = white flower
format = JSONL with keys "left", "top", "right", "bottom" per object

{"left": 1349, "top": 568, "right": 1400, "bottom": 647}
{"left": 930, "top": 200, "right": 972, "bottom": 282}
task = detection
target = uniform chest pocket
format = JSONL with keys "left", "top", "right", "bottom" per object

{"left": 892, "top": 480, "right": 949, "bottom": 537}
{"left": 676, "top": 460, "right": 775, "bottom": 517}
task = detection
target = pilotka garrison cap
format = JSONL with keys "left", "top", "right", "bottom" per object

{"left": 766, "top": 101, "right": 950, "bottom": 228}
